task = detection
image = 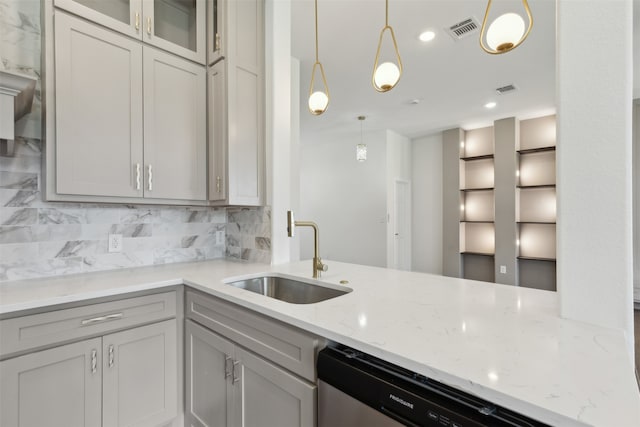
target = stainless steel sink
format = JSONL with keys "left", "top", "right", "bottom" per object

{"left": 225, "top": 275, "right": 351, "bottom": 304}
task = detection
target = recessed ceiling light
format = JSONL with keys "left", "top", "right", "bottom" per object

{"left": 419, "top": 31, "right": 436, "bottom": 42}
{"left": 484, "top": 101, "right": 497, "bottom": 109}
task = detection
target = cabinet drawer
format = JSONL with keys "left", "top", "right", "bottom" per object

{"left": 1, "top": 291, "right": 176, "bottom": 358}
{"left": 186, "top": 291, "right": 320, "bottom": 382}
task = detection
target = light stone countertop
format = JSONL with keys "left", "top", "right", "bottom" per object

{"left": 1, "top": 259, "right": 638, "bottom": 427}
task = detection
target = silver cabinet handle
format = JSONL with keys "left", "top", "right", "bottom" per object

{"left": 232, "top": 360, "right": 240, "bottom": 384}
{"left": 216, "top": 176, "right": 221, "bottom": 193}
{"left": 147, "top": 17, "right": 151, "bottom": 35}
{"left": 135, "top": 163, "right": 141, "bottom": 190}
{"left": 81, "top": 312, "right": 124, "bottom": 326}
{"left": 147, "top": 164, "right": 153, "bottom": 191}
{"left": 108, "top": 344, "right": 115, "bottom": 368}
{"left": 215, "top": 33, "right": 221, "bottom": 51}
{"left": 135, "top": 12, "right": 140, "bottom": 31}
{"left": 224, "top": 356, "right": 232, "bottom": 379}
{"left": 91, "top": 349, "right": 97, "bottom": 374}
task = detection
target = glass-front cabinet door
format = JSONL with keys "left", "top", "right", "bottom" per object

{"left": 144, "top": 0, "right": 206, "bottom": 64}
{"left": 208, "top": 0, "right": 224, "bottom": 65}
{"left": 54, "top": 0, "right": 206, "bottom": 64}
{"left": 54, "top": 0, "right": 144, "bottom": 39}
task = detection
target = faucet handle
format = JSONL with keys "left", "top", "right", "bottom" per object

{"left": 317, "top": 259, "right": 328, "bottom": 272}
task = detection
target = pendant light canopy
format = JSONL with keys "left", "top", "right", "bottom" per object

{"left": 372, "top": 0, "right": 402, "bottom": 92}
{"left": 308, "top": 0, "right": 329, "bottom": 115}
{"left": 480, "top": 0, "right": 533, "bottom": 54}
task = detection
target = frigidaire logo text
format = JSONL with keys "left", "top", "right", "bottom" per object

{"left": 389, "top": 393, "right": 414, "bottom": 410}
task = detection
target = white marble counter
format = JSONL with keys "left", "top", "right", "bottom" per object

{"left": 1, "top": 259, "right": 638, "bottom": 427}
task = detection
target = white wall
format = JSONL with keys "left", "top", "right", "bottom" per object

{"left": 299, "top": 131, "right": 387, "bottom": 267}
{"left": 557, "top": 0, "right": 634, "bottom": 354}
{"left": 411, "top": 133, "right": 443, "bottom": 275}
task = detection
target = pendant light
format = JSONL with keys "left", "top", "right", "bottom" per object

{"left": 480, "top": 0, "right": 533, "bottom": 54}
{"left": 356, "top": 116, "right": 367, "bottom": 162}
{"left": 372, "top": 0, "right": 402, "bottom": 92}
{"left": 308, "top": 0, "right": 329, "bottom": 115}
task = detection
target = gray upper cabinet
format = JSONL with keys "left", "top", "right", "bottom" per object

{"left": 143, "top": 47, "right": 207, "bottom": 201}
{"left": 45, "top": 8, "right": 207, "bottom": 203}
{"left": 54, "top": 0, "right": 206, "bottom": 64}
{"left": 208, "top": 0, "right": 265, "bottom": 206}
{"left": 0, "top": 338, "right": 103, "bottom": 427}
{"left": 54, "top": 11, "right": 144, "bottom": 198}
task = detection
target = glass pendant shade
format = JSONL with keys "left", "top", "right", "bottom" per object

{"left": 486, "top": 13, "right": 525, "bottom": 51}
{"left": 480, "top": 0, "right": 533, "bottom": 54}
{"left": 372, "top": 0, "right": 402, "bottom": 93}
{"left": 308, "top": 89, "right": 329, "bottom": 115}
{"left": 373, "top": 61, "right": 401, "bottom": 92}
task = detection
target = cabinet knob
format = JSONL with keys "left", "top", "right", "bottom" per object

{"left": 147, "top": 17, "right": 152, "bottom": 35}
{"left": 135, "top": 12, "right": 140, "bottom": 31}
{"left": 215, "top": 33, "right": 221, "bottom": 51}
{"left": 216, "top": 176, "right": 221, "bottom": 193}
{"left": 147, "top": 164, "right": 153, "bottom": 191}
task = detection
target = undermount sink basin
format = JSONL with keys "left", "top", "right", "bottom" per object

{"left": 225, "top": 275, "right": 351, "bottom": 304}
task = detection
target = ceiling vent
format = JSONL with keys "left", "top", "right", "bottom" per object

{"left": 496, "top": 84, "right": 517, "bottom": 95}
{"left": 446, "top": 17, "right": 479, "bottom": 41}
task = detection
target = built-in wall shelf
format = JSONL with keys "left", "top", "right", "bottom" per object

{"left": 443, "top": 114, "right": 557, "bottom": 290}
{"left": 460, "top": 187, "right": 494, "bottom": 192}
{"left": 461, "top": 154, "right": 494, "bottom": 161}
{"left": 518, "top": 256, "right": 556, "bottom": 262}
{"left": 461, "top": 251, "right": 494, "bottom": 257}
{"left": 517, "top": 184, "right": 556, "bottom": 189}
{"left": 517, "top": 146, "right": 556, "bottom": 155}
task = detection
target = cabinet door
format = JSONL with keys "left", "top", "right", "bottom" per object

{"left": 207, "top": 0, "right": 225, "bottom": 65}
{"left": 143, "top": 47, "right": 207, "bottom": 201}
{"left": 143, "top": 0, "right": 206, "bottom": 64}
{"left": 208, "top": 61, "right": 227, "bottom": 202}
{"left": 234, "top": 347, "right": 316, "bottom": 427}
{"left": 185, "top": 320, "right": 235, "bottom": 427}
{"left": 226, "top": 0, "right": 264, "bottom": 205}
{"left": 0, "top": 338, "right": 102, "bottom": 427}
{"left": 54, "top": 0, "right": 143, "bottom": 39}
{"left": 103, "top": 320, "right": 178, "bottom": 427}
{"left": 54, "top": 11, "right": 144, "bottom": 198}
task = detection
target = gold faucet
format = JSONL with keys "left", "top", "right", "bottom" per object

{"left": 287, "top": 210, "right": 328, "bottom": 278}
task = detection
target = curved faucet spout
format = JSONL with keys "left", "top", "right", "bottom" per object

{"left": 286, "top": 210, "right": 328, "bottom": 278}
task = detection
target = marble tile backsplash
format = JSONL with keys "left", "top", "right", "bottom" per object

{"left": 0, "top": 138, "right": 272, "bottom": 282}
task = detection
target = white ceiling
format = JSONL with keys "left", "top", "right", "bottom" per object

{"left": 291, "top": 0, "right": 557, "bottom": 141}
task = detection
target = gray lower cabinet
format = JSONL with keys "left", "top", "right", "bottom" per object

{"left": 0, "top": 337, "right": 103, "bottom": 427}
{"left": 186, "top": 320, "right": 316, "bottom": 427}
{"left": 0, "top": 319, "right": 178, "bottom": 427}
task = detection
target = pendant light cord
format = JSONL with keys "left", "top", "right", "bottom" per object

{"left": 385, "top": 0, "right": 388, "bottom": 27}
{"left": 314, "top": 0, "right": 319, "bottom": 62}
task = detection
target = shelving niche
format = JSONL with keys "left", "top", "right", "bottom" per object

{"left": 459, "top": 126, "right": 495, "bottom": 282}
{"left": 517, "top": 115, "right": 557, "bottom": 291}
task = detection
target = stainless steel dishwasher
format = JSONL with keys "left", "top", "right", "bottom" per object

{"left": 317, "top": 344, "right": 550, "bottom": 427}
